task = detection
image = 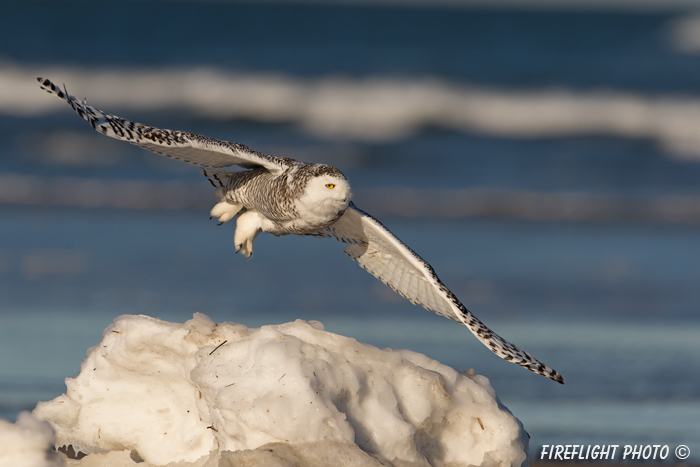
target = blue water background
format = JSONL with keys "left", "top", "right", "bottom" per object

{"left": 1, "top": 1, "right": 700, "bottom": 461}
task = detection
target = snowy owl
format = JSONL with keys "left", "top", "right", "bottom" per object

{"left": 37, "top": 77, "right": 564, "bottom": 384}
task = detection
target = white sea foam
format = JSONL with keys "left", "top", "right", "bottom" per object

{"left": 28, "top": 313, "right": 528, "bottom": 467}
{"left": 6, "top": 63, "right": 700, "bottom": 158}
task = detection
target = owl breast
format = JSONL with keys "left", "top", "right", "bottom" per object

{"left": 222, "top": 165, "right": 350, "bottom": 236}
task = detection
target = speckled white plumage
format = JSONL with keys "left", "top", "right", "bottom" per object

{"left": 37, "top": 77, "right": 563, "bottom": 384}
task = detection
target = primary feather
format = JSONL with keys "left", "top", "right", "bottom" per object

{"left": 37, "top": 77, "right": 286, "bottom": 172}
{"left": 37, "top": 77, "right": 564, "bottom": 384}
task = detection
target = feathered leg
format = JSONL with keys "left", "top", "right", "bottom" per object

{"left": 210, "top": 188, "right": 243, "bottom": 225}
{"left": 234, "top": 211, "right": 263, "bottom": 259}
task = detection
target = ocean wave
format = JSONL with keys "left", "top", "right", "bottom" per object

{"left": 0, "top": 173, "right": 211, "bottom": 210}
{"left": 3, "top": 173, "right": 700, "bottom": 224}
{"left": 5, "top": 63, "right": 700, "bottom": 158}
{"left": 666, "top": 13, "right": 700, "bottom": 53}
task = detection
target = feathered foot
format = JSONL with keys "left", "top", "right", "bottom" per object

{"left": 234, "top": 211, "right": 263, "bottom": 259}
{"left": 210, "top": 201, "right": 243, "bottom": 225}
{"left": 209, "top": 187, "right": 243, "bottom": 225}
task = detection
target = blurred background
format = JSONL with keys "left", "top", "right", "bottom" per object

{"left": 1, "top": 0, "right": 700, "bottom": 462}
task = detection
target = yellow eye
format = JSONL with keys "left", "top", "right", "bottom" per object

{"left": 325, "top": 184, "right": 335, "bottom": 189}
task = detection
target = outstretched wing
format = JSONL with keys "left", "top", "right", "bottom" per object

{"left": 37, "top": 77, "right": 288, "bottom": 174}
{"left": 319, "top": 203, "right": 564, "bottom": 384}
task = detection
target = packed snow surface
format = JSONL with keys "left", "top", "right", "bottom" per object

{"left": 29, "top": 313, "right": 527, "bottom": 467}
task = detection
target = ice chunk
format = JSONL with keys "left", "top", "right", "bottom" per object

{"left": 33, "top": 314, "right": 528, "bottom": 467}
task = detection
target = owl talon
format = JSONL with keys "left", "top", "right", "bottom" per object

{"left": 235, "top": 243, "right": 253, "bottom": 259}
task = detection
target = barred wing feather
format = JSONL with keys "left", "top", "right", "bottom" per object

{"left": 324, "top": 204, "right": 564, "bottom": 384}
{"left": 37, "top": 77, "right": 286, "bottom": 173}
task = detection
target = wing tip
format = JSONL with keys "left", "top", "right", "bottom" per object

{"left": 36, "top": 76, "right": 53, "bottom": 90}
{"left": 548, "top": 370, "right": 565, "bottom": 385}
{"left": 36, "top": 77, "right": 69, "bottom": 103}
{"left": 526, "top": 362, "right": 565, "bottom": 384}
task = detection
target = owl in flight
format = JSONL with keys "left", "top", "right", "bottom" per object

{"left": 38, "top": 77, "right": 563, "bottom": 384}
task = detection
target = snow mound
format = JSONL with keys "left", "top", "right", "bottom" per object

{"left": 0, "top": 411, "right": 64, "bottom": 467}
{"left": 32, "top": 313, "right": 528, "bottom": 467}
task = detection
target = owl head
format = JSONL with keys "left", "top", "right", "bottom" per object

{"left": 298, "top": 165, "right": 352, "bottom": 222}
